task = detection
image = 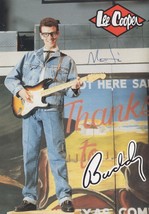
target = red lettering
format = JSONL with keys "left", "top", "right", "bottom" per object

{"left": 75, "top": 105, "right": 89, "bottom": 130}
{"left": 65, "top": 99, "right": 83, "bottom": 133}
{"left": 140, "top": 96, "right": 149, "bottom": 116}
{"left": 80, "top": 140, "right": 97, "bottom": 168}
{"left": 107, "top": 105, "right": 124, "bottom": 124}
{"left": 92, "top": 108, "right": 108, "bottom": 125}
{"left": 65, "top": 93, "right": 148, "bottom": 133}
{"left": 124, "top": 93, "right": 140, "bottom": 120}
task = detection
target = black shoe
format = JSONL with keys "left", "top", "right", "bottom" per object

{"left": 15, "top": 200, "right": 37, "bottom": 212}
{"left": 61, "top": 200, "right": 74, "bottom": 212}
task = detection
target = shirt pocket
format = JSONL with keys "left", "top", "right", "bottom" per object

{"left": 56, "top": 66, "right": 69, "bottom": 83}
{"left": 22, "top": 63, "right": 42, "bottom": 85}
{"left": 45, "top": 65, "right": 57, "bottom": 80}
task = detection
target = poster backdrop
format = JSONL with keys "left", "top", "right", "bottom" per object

{"left": 0, "top": 76, "right": 148, "bottom": 214}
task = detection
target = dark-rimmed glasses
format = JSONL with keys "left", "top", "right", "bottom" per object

{"left": 41, "top": 31, "right": 58, "bottom": 38}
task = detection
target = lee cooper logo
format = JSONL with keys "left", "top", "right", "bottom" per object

{"left": 89, "top": 4, "right": 146, "bottom": 37}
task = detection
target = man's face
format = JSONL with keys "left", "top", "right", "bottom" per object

{"left": 40, "top": 26, "right": 60, "bottom": 49}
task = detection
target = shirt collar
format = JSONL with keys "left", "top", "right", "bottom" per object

{"left": 35, "top": 47, "right": 61, "bottom": 62}
{"left": 43, "top": 46, "right": 59, "bottom": 52}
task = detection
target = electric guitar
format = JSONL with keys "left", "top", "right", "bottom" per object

{"left": 12, "top": 73, "right": 106, "bottom": 118}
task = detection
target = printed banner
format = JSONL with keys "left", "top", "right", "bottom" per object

{"left": 0, "top": 74, "right": 149, "bottom": 214}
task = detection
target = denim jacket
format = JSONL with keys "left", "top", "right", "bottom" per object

{"left": 4, "top": 48, "right": 80, "bottom": 110}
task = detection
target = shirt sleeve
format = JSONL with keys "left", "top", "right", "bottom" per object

{"left": 4, "top": 54, "right": 26, "bottom": 96}
{"left": 65, "top": 57, "right": 81, "bottom": 98}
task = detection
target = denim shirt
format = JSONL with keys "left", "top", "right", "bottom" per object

{"left": 4, "top": 48, "right": 80, "bottom": 110}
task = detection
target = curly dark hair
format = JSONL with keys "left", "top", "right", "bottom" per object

{"left": 39, "top": 17, "right": 60, "bottom": 32}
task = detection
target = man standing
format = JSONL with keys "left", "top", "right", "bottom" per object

{"left": 5, "top": 17, "right": 82, "bottom": 212}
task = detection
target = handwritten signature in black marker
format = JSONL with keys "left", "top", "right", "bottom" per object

{"left": 88, "top": 49, "right": 121, "bottom": 64}
{"left": 82, "top": 140, "right": 146, "bottom": 188}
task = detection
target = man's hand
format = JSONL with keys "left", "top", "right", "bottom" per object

{"left": 71, "top": 76, "right": 83, "bottom": 90}
{"left": 18, "top": 89, "right": 33, "bottom": 103}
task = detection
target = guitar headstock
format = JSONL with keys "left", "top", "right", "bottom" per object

{"left": 86, "top": 73, "right": 106, "bottom": 82}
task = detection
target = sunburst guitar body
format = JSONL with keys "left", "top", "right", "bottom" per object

{"left": 12, "top": 73, "right": 106, "bottom": 118}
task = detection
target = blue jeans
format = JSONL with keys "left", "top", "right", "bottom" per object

{"left": 22, "top": 109, "right": 72, "bottom": 205}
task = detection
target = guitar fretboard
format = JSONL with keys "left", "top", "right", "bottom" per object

{"left": 41, "top": 76, "right": 87, "bottom": 97}
{"left": 40, "top": 73, "right": 105, "bottom": 97}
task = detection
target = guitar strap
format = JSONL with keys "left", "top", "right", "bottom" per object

{"left": 53, "top": 52, "right": 66, "bottom": 81}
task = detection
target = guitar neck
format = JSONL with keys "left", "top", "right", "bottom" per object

{"left": 41, "top": 76, "right": 88, "bottom": 97}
